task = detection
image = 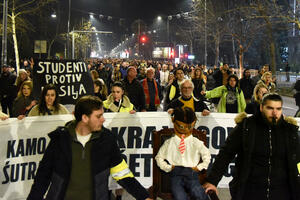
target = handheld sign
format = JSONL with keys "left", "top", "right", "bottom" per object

{"left": 32, "top": 60, "right": 94, "bottom": 104}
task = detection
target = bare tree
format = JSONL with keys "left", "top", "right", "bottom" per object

{"left": 0, "top": 0, "right": 56, "bottom": 73}
{"left": 226, "top": 5, "right": 263, "bottom": 77}
{"left": 60, "top": 20, "right": 93, "bottom": 59}
{"left": 189, "top": 0, "right": 231, "bottom": 66}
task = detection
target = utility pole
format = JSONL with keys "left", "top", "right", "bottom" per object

{"left": 67, "top": 0, "right": 71, "bottom": 58}
{"left": 204, "top": 0, "right": 207, "bottom": 66}
{"left": 1, "top": 0, "right": 8, "bottom": 68}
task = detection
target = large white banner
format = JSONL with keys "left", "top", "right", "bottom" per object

{"left": 1, "top": 112, "right": 298, "bottom": 200}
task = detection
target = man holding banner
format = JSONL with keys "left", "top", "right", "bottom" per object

{"left": 204, "top": 94, "right": 300, "bottom": 200}
{"left": 27, "top": 95, "right": 151, "bottom": 200}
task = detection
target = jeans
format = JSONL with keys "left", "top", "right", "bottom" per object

{"left": 170, "top": 166, "right": 209, "bottom": 200}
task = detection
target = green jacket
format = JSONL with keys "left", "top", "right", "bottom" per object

{"left": 205, "top": 85, "right": 246, "bottom": 113}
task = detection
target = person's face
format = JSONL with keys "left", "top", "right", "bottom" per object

{"left": 229, "top": 77, "right": 237, "bottom": 88}
{"left": 146, "top": 69, "right": 154, "bottom": 80}
{"left": 2, "top": 67, "right": 9, "bottom": 73}
{"left": 86, "top": 108, "right": 105, "bottom": 132}
{"left": 258, "top": 87, "right": 268, "bottom": 101}
{"left": 45, "top": 89, "right": 56, "bottom": 107}
{"left": 24, "top": 60, "right": 28, "bottom": 66}
{"left": 176, "top": 70, "right": 184, "bottom": 81}
{"left": 223, "top": 64, "right": 229, "bottom": 71}
{"left": 127, "top": 68, "right": 137, "bottom": 79}
{"left": 244, "top": 70, "right": 250, "bottom": 78}
{"left": 265, "top": 75, "right": 272, "bottom": 84}
{"left": 94, "top": 83, "right": 100, "bottom": 93}
{"left": 20, "top": 72, "right": 27, "bottom": 81}
{"left": 260, "top": 100, "right": 282, "bottom": 124}
{"left": 195, "top": 69, "right": 201, "bottom": 77}
{"left": 181, "top": 81, "right": 193, "bottom": 98}
{"left": 111, "top": 86, "right": 124, "bottom": 101}
{"left": 162, "top": 65, "right": 168, "bottom": 71}
{"left": 174, "top": 120, "right": 196, "bottom": 136}
{"left": 22, "top": 85, "right": 31, "bottom": 97}
{"left": 115, "top": 64, "right": 120, "bottom": 71}
{"left": 157, "top": 65, "right": 161, "bottom": 70}
{"left": 263, "top": 66, "right": 269, "bottom": 72}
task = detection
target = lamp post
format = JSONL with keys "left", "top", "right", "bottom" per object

{"left": 167, "top": 16, "right": 171, "bottom": 43}
{"left": 67, "top": 0, "right": 71, "bottom": 59}
{"left": 204, "top": 0, "right": 207, "bottom": 66}
{"left": 1, "top": 0, "right": 8, "bottom": 67}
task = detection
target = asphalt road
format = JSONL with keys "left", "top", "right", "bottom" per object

{"left": 282, "top": 96, "right": 297, "bottom": 117}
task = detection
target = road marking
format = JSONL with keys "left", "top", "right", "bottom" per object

{"left": 283, "top": 106, "right": 297, "bottom": 110}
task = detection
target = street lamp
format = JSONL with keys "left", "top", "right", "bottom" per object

{"left": 204, "top": 0, "right": 207, "bottom": 67}
{"left": 157, "top": 16, "right": 162, "bottom": 21}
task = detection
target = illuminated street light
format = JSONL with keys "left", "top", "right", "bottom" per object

{"left": 157, "top": 16, "right": 162, "bottom": 21}
{"left": 51, "top": 13, "right": 57, "bottom": 18}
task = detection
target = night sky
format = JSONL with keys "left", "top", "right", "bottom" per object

{"left": 72, "top": 0, "right": 191, "bottom": 22}
{"left": 61, "top": 0, "right": 192, "bottom": 52}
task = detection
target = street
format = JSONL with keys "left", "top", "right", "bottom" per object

{"left": 282, "top": 96, "right": 297, "bottom": 117}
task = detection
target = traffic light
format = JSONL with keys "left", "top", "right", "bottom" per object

{"left": 140, "top": 35, "right": 148, "bottom": 43}
{"left": 170, "top": 50, "right": 174, "bottom": 58}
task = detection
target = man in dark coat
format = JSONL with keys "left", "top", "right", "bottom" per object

{"left": 240, "top": 69, "right": 255, "bottom": 104}
{"left": 204, "top": 93, "right": 300, "bottom": 200}
{"left": 0, "top": 65, "right": 17, "bottom": 115}
{"left": 122, "top": 67, "right": 146, "bottom": 112}
{"left": 27, "top": 96, "right": 151, "bottom": 200}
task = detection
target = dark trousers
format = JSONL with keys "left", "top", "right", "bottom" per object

{"left": 241, "top": 183, "right": 291, "bottom": 200}
{"left": 1, "top": 96, "right": 14, "bottom": 115}
{"left": 170, "top": 166, "right": 209, "bottom": 200}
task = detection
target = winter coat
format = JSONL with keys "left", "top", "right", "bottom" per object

{"left": 257, "top": 80, "right": 276, "bottom": 93}
{"left": 167, "top": 96, "right": 209, "bottom": 112}
{"left": 207, "top": 112, "right": 300, "bottom": 200}
{"left": 122, "top": 78, "right": 146, "bottom": 111}
{"left": 239, "top": 77, "right": 254, "bottom": 100}
{"left": 12, "top": 95, "right": 35, "bottom": 117}
{"left": 164, "top": 80, "right": 181, "bottom": 111}
{"left": 27, "top": 121, "right": 149, "bottom": 200}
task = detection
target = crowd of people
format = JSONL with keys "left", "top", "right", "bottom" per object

{"left": 0, "top": 58, "right": 299, "bottom": 200}
{"left": 0, "top": 58, "right": 279, "bottom": 121}
{"left": 86, "top": 59, "right": 278, "bottom": 116}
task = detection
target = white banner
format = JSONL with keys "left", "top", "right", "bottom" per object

{"left": 1, "top": 112, "right": 298, "bottom": 200}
